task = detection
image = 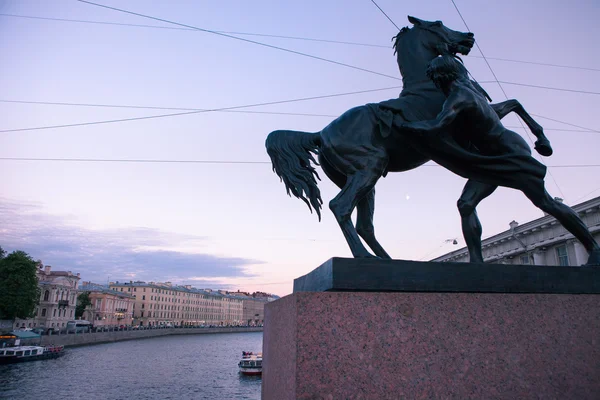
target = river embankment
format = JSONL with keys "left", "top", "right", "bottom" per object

{"left": 38, "top": 326, "right": 263, "bottom": 347}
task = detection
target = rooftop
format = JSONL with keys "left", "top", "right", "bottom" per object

{"left": 79, "top": 282, "right": 135, "bottom": 298}
{"left": 108, "top": 281, "right": 279, "bottom": 301}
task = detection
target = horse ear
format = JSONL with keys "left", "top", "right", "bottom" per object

{"left": 408, "top": 16, "right": 422, "bottom": 25}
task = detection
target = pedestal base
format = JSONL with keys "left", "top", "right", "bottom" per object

{"left": 262, "top": 258, "right": 600, "bottom": 399}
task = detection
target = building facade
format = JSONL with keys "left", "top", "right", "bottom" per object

{"left": 227, "top": 290, "right": 272, "bottom": 325}
{"left": 432, "top": 196, "right": 600, "bottom": 266}
{"left": 79, "top": 282, "right": 135, "bottom": 328}
{"left": 108, "top": 281, "right": 244, "bottom": 327}
{"left": 241, "top": 298, "right": 267, "bottom": 325}
{"left": 13, "top": 264, "right": 81, "bottom": 333}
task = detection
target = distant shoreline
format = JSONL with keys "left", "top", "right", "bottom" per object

{"left": 35, "top": 326, "right": 263, "bottom": 348}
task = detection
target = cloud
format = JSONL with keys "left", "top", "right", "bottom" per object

{"left": 0, "top": 198, "right": 263, "bottom": 286}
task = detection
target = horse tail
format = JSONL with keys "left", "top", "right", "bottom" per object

{"left": 265, "top": 130, "right": 323, "bottom": 220}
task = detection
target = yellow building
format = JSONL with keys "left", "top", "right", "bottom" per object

{"left": 108, "top": 281, "right": 244, "bottom": 327}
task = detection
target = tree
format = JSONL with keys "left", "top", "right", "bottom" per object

{"left": 0, "top": 246, "right": 5, "bottom": 259}
{"left": 75, "top": 292, "right": 91, "bottom": 319}
{"left": 0, "top": 250, "right": 40, "bottom": 321}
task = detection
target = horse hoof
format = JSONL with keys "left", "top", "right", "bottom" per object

{"left": 534, "top": 140, "right": 553, "bottom": 157}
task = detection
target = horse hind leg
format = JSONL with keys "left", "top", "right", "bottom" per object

{"left": 329, "top": 170, "right": 383, "bottom": 258}
{"left": 320, "top": 154, "right": 388, "bottom": 258}
{"left": 356, "top": 188, "right": 391, "bottom": 259}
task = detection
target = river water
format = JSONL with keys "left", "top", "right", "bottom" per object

{"left": 0, "top": 332, "right": 263, "bottom": 400}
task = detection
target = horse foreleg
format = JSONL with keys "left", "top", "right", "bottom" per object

{"left": 491, "top": 99, "right": 552, "bottom": 156}
{"left": 457, "top": 180, "right": 498, "bottom": 263}
{"left": 356, "top": 188, "right": 392, "bottom": 259}
{"left": 330, "top": 172, "right": 382, "bottom": 258}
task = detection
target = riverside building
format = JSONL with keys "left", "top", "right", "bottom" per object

{"left": 432, "top": 196, "right": 600, "bottom": 266}
{"left": 13, "top": 264, "right": 81, "bottom": 333}
{"left": 108, "top": 281, "right": 245, "bottom": 327}
{"left": 79, "top": 282, "right": 135, "bottom": 328}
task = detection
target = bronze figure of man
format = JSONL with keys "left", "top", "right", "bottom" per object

{"left": 396, "top": 55, "right": 600, "bottom": 265}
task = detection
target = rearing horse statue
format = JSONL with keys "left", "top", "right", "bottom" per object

{"left": 265, "top": 16, "right": 549, "bottom": 260}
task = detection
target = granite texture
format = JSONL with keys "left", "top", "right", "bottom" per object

{"left": 262, "top": 293, "right": 297, "bottom": 400}
{"left": 262, "top": 292, "right": 600, "bottom": 399}
{"left": 293, "top": 257, "right": 600, "bottom": 293}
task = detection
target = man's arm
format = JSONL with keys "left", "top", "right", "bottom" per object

{"left": 396, "top": 92, "right": 465, "bottom": 135}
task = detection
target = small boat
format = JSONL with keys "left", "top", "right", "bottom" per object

{"left": 238, "top": 351, "right": 262, "bottom": 376}
{"left": 0, "top": 345, "right": 65, "bottom": 364}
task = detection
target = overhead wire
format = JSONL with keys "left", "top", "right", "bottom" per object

{"left": 572, "top": 187, "right": 600, "bottom": 204}
{"left": 1, "top": 4, "right": 596, "bottom": 167}
{"left": 498, "top": 81, "right": 600, "bottom": 96}
{"left": 1, "top": 98, "right": 598, "bottom": 134}
{"left": 531, "top": 114, "right": 600, "bottom": 134}
{"left": 3, "top": 13, "right": 600, "bottom": 73}
{"left": 0, "top": 99, "right": 340, "bottom": 118}
{"left": 0, "top": 13, "right": 389, "bottom": 48}
{"left": 369, "top": 0, "right": 401, "bottom": 30}
{"left": 74, "top": 1, "right": 401, "bottom": 81}
{"left": 1, "top": 157, "right": 598, "bottom": 169}
{"left": 0, "top": 85, "right": 403, "bottom": 133}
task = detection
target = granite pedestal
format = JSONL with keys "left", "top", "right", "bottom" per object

{"left": 262, "top": 258, "right": 600, "bottom": 399}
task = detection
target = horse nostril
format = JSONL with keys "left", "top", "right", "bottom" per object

{"left": 467, "top": 32, "right": 474, "bottom": 37}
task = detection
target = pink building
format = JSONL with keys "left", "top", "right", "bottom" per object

{"left": 79, "top": 282, "right": 135, "bottom": 329}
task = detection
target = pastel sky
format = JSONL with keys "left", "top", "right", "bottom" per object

{"left": 1, "top": 0, "right": 599, "bottom": 297}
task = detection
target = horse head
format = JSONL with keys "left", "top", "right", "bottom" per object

{"left": 393, "top": 16, "right": 474, "bottom": 58}
{"left": 408, "top": 16, "right": 474, "bottom": 56}
{"left": 392, "top": 16, "right": 475, "bottom": 86}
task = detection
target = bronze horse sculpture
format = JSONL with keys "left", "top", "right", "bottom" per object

{"left": 265, "top": 16, "right": 553, "bottom": 261}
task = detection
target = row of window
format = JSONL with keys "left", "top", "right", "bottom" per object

{"left": 518, "top": 244, "right": 569, "bottom": 266}
{"left": 135, "top": 311, "right": 228, "bottom": 320}
{"left": 16, "top": 321, "right": 66, "bottom": 328}
{"left": 113, "top": 286, "right": 243, "bottom": 302}
{"left": 42, "top": 289, "right": 76, "bottom": 304}
{"left": 130, "top": 293, "right": 241, "bottom": 306}
{"left": 39, "top": 308, "right": 73, "bottom": 318}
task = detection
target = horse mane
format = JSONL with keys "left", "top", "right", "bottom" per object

{"left": 391, "top": 26, "right": 410, "bottom": 55}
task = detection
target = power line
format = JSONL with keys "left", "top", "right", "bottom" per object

{"left": 479, "top": 56, "right": 600, "bottom": 73}
{"left": 4, "top": 13, "right": 599, "bottom": 73}
{"left": 507, "top": 127, "right": 596, "bottom": 134}
{"left": 530, "top": 114, "right": 599, "bottom": 134}
{"left": 0, "top": 85, "right": 403, "bottom": 133}
{"left": 0, "top": 13, "right": 390, "bottom": 49}
{"left": 498, "top": 81, "right": 600, "bottom": 96}
{"left": 572, "top": 186, "right": 600, "bottom": 204}
{"left": 450, "top": 0, "right": 567, "bottom": 201}
{"left": 0, "top": 157, "right": 270, "bottom": 164}
{"left": 369, "top": 0, "right": 400, "bottom": 30}
{"left": 419, "top": 239, "right": 459, "bottom": 261}
{"left": 2, "top": 93, "right": 598, "bottom": 135}
{"left": 0, "top": 98, "right": 597, "bottom": 135}
{"left": 1, "top": 157, "right": 598, "bottom": 168}
{"left": 74, "top": 1, "right": 401, "bottom": 81}
{"left": 0, "top": 99, "right": 340, "bottom": 118}
{"left": 4, "top": 98, "right": 597, "bottom": 133}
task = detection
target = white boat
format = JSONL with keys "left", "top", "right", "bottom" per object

{"left": 238, "top": 351, "right": 262, "bottom": 376}
{"left": 0, "top": 345, "right": 65, "bottom": 364}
